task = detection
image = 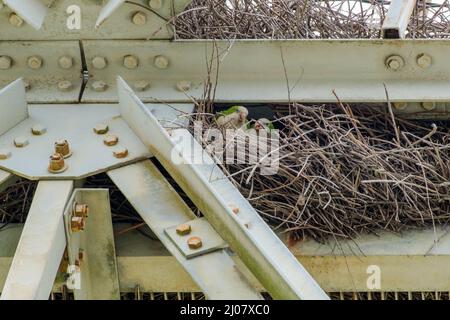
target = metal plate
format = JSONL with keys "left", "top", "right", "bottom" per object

{"left": 164, "top": 218, "right": 227, "bottom": 259}
{"left": 0, "top": 79, "right": 28, "bottom": 135}
{"left": 0, "top": 104, "right": 150, "bottom": 180}
{"left": 3, "top": 0, "right": 48, "bottom": 30}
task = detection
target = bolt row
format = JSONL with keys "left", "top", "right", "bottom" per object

{"left": 90, "top": 55, "right": 170, "bottom": 70}
{"left": 393, "top": 101, "right": 437, "bottom": 111}
{"left": 385, "top": 53, "right": 432, "bottom": 71}
{"left": 0, "top": 55, "right": 75, "bottom": 70}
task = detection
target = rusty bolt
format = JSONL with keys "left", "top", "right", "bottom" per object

{"left": 385, "top": 55, "right": 404, "bottom": 71}
{"left": 113, "top": 147, "right": 129, "bottom": 159}
{"left": 417, "top": 53, "right": 432, "bottom": 69}
{"left": 27, "top": 56, "right": 43, "bottom": 70}
{"left": 94, "top": 123, "right": 109, "bottom": 134}
{"left": 134, "top": 80, "right": 150, "bottom": 91}
{"left": 31, "top": 124, "right": 47, "bottom": 135}
{"left": 71, "top": 216, "right": 85, "bottom": 232}
{"left": 149, "top": 0, "right": 163, "bottom": 9}
{"left": 187, "top": 236, "right": 203, "bottom": 250}
{"left": 54, "top": 139, "right": 71, "bottom": 158}
{"left": 0, "top": 56, "right": 12, "bottom": 70}
{"left": 92, "top": 56, "right": 107, "bottom": 69}
{"left": 74, "top": 203, "right": 89, "bottom": 219}
{"left": 132, "top": 11, "right": 147, "bottom": 25}
{"left": 48, "top": 153, "right": 67, "bottom": 173}
{"left": 421, "top": 101, "right": 436, "bottom": 111}
{"left": 123, "top": 55, "right": 139, "bottom": 69}
{"left": 9, "top": 13, "right": 23, "bottom": 27}
{"left": 229, "top": 205, "right": 240, "bottom": 214}
{"left": 58, "top": 56, "right": 73, "bottom": 69}
{"left": 393, "top": 102, "right": 408, "bottom": 111}
{"left": 58, "top": 80, "right": 73, "bottom": 92}
{"left": 176, "top": 224, "right": 192, "bottom": 236}
{"left": 14, "top": 137, "right": 29, "bottom": 148}
{"left": 154, "top": 55, "right": 169, "bottom": 69}
{"left": 0, "top": 149, "right": 11, "bottom": 160}
{"left": 176, "top": 80, "right": 191, "bottom": 92}
{"left": 92, "top": 80, "right": 108, "bottom": 92}
{"left": 103, "top": 134, "right": 119, "bottom": 146}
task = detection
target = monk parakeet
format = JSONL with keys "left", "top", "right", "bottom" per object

{"left": 254, "top": 118, "right": 275, "bottom": 132}
{"left": 215, "top": 106, "right": 249, "bottom": 129}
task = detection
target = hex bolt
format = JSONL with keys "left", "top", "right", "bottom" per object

{"left": 0, "top": 56, "right": 12, "bottom": 70}
{"left": 31, "top": 124, "right": 47, "bottom": 136}
{"left": 92, "top": 80, "right": 108, "bottom": 92}
{"left": 132, "top": 11, "right": 147, "bottom": 25}
{"left": 134, "top": 80, "right": 150, "bottom": 91}
{"left": 121, "top": 55, "right": 138, "bottom": 70}
{"left": 113, "top": 147, "right": 129, "bottom": 159}
{"left": 103, "top": 134, "right": 119, "bottom": 146}
{"left": 176, "top": 224, "right": 192, "bottom": 236}
{"left": 9, "top": 13, "right": 24, "bottom": 27}
{"left": 94, "top": 123, "right": 109, "bottom": 134}
{"left": 421, "top": 101, "right": 436, "bottom": 111}
{"left": 27, "top": 56, "right": 43, "bottom": 70}
{"left": 149, "top": 0, "right": 163, "bottom": 9}
{"left": 92, "top": 56, "right": 107, "bottom": 69}
{"left": 0, "top": 149, "right": 11, "bottom": 160}
{"left": 48, "top": 153, "right": 67, "bottom": 173}
{"left": 154, "top": 55, "right": 169, "bottom": 69}
{"left": 74, "top": 203, "right": 89, "bottom": 219}
{"left": 58, "top": 56, "right": 73, "bottom": 69}
{"left": 176, "top": 80, "right": 191, "bottom": 92}
{"left": 58, "top": 80, "right": 73, "bottom": 92}
{"left": 187, "top": 236, "right": 203, "bottom": 250}
{"left": 54, "top": 139, "right": 72, "bottom": 158}
{"left": 14, "top": 137, "right": 29, "bottom": 148}
{"left": 385, "top": 55, "right": 404, "bottom": 71}
{"left": 417, "top": 53, "right": 432, "bottom": 69}
{"left": 393, "top": 102, "right": 408, "bottom": 111}
{"left": 71, "top": 216, "right": 85, "bottom": 232}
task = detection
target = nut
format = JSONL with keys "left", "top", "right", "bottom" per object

{"left": 154, "top": 55, "right": 169, "bottom": 69}
{"left": 58, "top": 56, "right": 73, "bottom": 69}
{"left": 421, "top": 101, "right": 436, "bottom": 111}
{"left": 149, "top": 0, "right": 163, "bottom": 9}
{"left": 74, "top": 203, "right": 89, "bottom": 219}
{"left": 0, "top": 149, "right": 11, "bottom": 160}
{"left": 134, "top": 80, "right": 150, "bottom": 91}
{"left": 31, "top": 124, "right": 47, "bottom": 135}
{"left": 9, "top": 13, "right": 23, "bottom": 27}
{"left": 385, "top": 55, "right": 404, "bottom": 71}
{"left": 176, "top": 224, "right": 192, "bottom": 236}
{"left": 103, "top": 134, "right": 119, "bottom": 146}
{"left": 27, "top": 56, "right": 43, "bottom": 70}
{"left": 113, "top": 147, "right": 129, "bottom": 159}
{"left": 92, "top": 56, "right": 107, "bottom": 69}
{"left": 0, "top": 56, "right": 12, "bottom": 70}
{"left": 70, "top": 216, "right": 85, "bottom": 232}
{"left": 132, "top": 11, "right": 147, "bottom": 25}
{"left": 54, "top": 139, "right": 72, "bottom": 158}
{"left": 14, "top": 137, "right": 29, "bottom": 148}
{"left": 393, "top": 102, "right": 408, "bottom": 111}
{"left": 94, "top": 123, "right": 109, "bottom": 134}
{"left": 176, "top": 80, "right": 191, "bottom": 92}
{"left": 417, "top": 53, "right": 432, "bottom": 69}
{"left": 58, "top": 80, "right": 73, "bottom": 92}
{"left": 48, "top": 153, "right": 67, "bottom": 173}
{"left": 187, "top": 236, "right": 203, "bottom": 250}
{"left": 92, "top": 80, "right": 108, "bottom": 92}
{"left": 123, "top": 55, "right": 139, "bottom": 69}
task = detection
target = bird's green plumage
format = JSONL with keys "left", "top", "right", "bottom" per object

{"left": 216, "top": 105, "right": 242, "bottom": 118}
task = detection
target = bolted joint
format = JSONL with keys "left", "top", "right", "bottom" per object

{"left": 92, "top": 80, "right": 108, "bottom": 92}
{"left": 103, "top": 134, "right": 119, "bottom": 146}
{"left": 385, "top": 55, "right": 404, "bottom": 71}
{"left": 27, "top": 56, "right": 43, "bottom": 70}
{"left": 54, "top": 139, "right": 72, "bottom": 158}
{"left": 92, "top": 56, "right": 107, "bottom": 69}
{"left": 0, "top": 149, "right": 11, "bottom": 160}
{"left": 176, "top": 223, "right": 192, "bottom": 236}
{"left": 58, "top": 80, "right": 73, "bottom": 92}
{"left": 149, "top": 0, "right": 163, "bottom": 9}
{"left": 9, "top": 13, "right": 24, "bottom": 27}
{"left": 71, "top": 216, "right": 85, "bottom": 232}
{"left": 187, "top": 236, "right": 203, "bottom": 250}
{"left": 154, "top": 55, "right": 169, "bottom": 69}
{"left": 73, "top": 203, "right": 89, "bottom": 219}
{"left": 113, "top": 147, "right": 129, "bottom": 159}
{"left": 123, "top": 55, "right": 139, "bottom": 69}
{"left": 416, "top": 53, "right": 432, "bottom": 69}
{"left": 31, "top": 124, "right": 47, "bottom": 135}
{"left": 48, "top": 153, "right": 67, "bottom": 173}
{"left": 14, "top": 137, "right": 29, "bottom": 148}
{"left": 58, "top": 56, "right": 73, "bottom": 69}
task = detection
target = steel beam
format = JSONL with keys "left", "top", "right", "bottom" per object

{"left": 116, "top": 76, "right": 328, "bottom": 300}
{"left": 0, "top": 180, "right": 73, "bottom": 300}
{"left": 382, "top": 0, "right": 417, "bottom": 39}
{"left": 3, "top": 0, "right": 48, "bottom": 30}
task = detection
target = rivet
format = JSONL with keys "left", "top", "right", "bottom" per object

{"left": 133, "top": 80, "right": 150, "bottom": 91}
{"left": 132, "top": 11, "right": 147, "bottom": 25}
{"left": 103, "top": 134, "right": 119, "bottom": 146}
{"left": 58, "top": 56, "right": 73, "bottom": 69}
{"left": 176, "top": 80, "right": 191, "bottom": 92}
{"left": 48, "top": 153, "right": 68, "bottom": 173}
{"left": 123, "top": 55, "right": 139, "bottom": 69}
{"left": 91, "top": 80, "right": 108, "bottom": 92}
{"left": 58, "top": 80, "right": 73, "bottom": 92}
{"left": 31, "top": 124, "right": 47, "bottom": 135}
{"left": 154, "top": 55, "right": 169, "bottom": 69}
{"left": 92, "top": 56, "right": 107, "bottom": 69}
{"left": 94, "top": 123, "right": 109, "bottom": 134}
{"left": 0, "top": 149, "right": 11, "bottom": 160}
{"left": 149, "top": 0, "right": 163, "bottom": 9}
{"left": 14, "top": 137, "right": 29, "bottom": 148}
{"left": 0, "top": 56, "right": 12, "bottom": 70}
{"left": 176, "top": 224, "right": 192, "bottom": 236}
{"left": 27, "top": 56, "right": 43, "bottom": 70}
{"left": 385, "top": 55, "right": 404, "bottom": 71}
{"left": 421, "top": 102, "right": 436, "bottom": 111}
{"left": 9, "top": 13, "right": 24, "bottom": 27}
{"left": 70, "top": 216, "right": 85, "bottom": 232}
{"left": 55, "top": 139, "right": 72, "bottom": 158}
{"left": 187, "top": 236, "right": 203, "bottom": 250}
{"left": 113, "top": 147, "right": 129, "bottom": 159}
{"left": 393, "top": 102, "right": 408, "bottom": 110}
{"left": 417, "top": 53, "right": 432, "bottom": 69}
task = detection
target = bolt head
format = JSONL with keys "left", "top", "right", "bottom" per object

{"left": 54, "top": 139, "right": 71, "bottom": 158}
{"left": 176, "top": 80, "right": 191, "bottom": 92}
{"left": 154, "top": 55, "right": 169, "bottom": 69}
{"left": 132, "top": 11, "right": 147, "bottom": 25}
{"left": 187, "top": 236, "right": 203, "bottom": 250}
{"left": 27, "top": 56, "right": 43, "bottom": 69}
{"left": 0, "top": 149, "right": 11, "bottom": 160}
{"left": 123, "top": 55, "right": 139, "bottom": 69}
{"left": 14, "top": 137, "right": 28, "bottom": 148}
{"left": 70, "top": 216, "right": 85, "bottom": 232}
{"left": 103, "top": 134, "right": 119, "bottom": 146}
{"left": 393, "top": 102, "right": 408, "bottom": 111}
{"left": 134, "top": 80, "right": 150, "bottom": 91}
{"left": 385, "top": 55, "right": 404, "bottom": 71}
{"left": 58, "top": 80, "right": 73, "bottom": 92}
{"left": 421, "top": 101, "right": 436, "bottom": 111}
{"left": 48, "top": 153, "right": 67, "bottom": 173}
{"left": 92, "top": 56, "right": 107, "bottom": 69}
{"left": 92, "top": 80, "right": 108, "bottom": 92}
{"left": 417, "top": 53, "right": 432, "bottom": 69}
{"left": 31, "top": 124, "right": 47, "bottom": 135}
{"left": 74, "top": 203, "right": 89, "bottom": 219}
{"left": 94, "top": 123, "right": 109, "bottom": 134}
{"left": 113, "top": 147, "right": 129, "bottom": 159}
{"left": 149, "top": 0, "right": 163, "bottom": 9}
{"left": 9, "top": 13, "right": 23, "bottom": 27}
{"left": 58, "top": 56, "right": 73, "bottom": 69}
{"left": 0, "top": 56, "right": 12, "bottom": 70}
{"left": 176, "top": 224, "right": 192, "bottom": 236}
{"left": 229, "top": 205, "right": 239, "bottom": 214}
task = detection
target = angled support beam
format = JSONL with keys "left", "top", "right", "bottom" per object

{"left": 0, "top": 180, "right": 73, "bottom": 300}
{"left": 3, "top": 0, "right": 48, "bottom": 30}
{"left": 0, "top": 170, "right": 17, "bottom": 194}
{"left": 0, "top": 79, "right": 28, "bottom": 136}
{"left": 116, "top": 76, "right": 328, "bottom": 300}
{"left": 382, "top": 0, "right": 417, "bottom": 38}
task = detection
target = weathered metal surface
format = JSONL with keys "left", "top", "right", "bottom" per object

{"left": 63, "top": 189, "right": 120, "bottom": 300}
{"left": 0, "top": 79, "right": 28, "bottom": 136}
{"left": 382, "top": 0, "right": 417, "bottom": 39}
{"left": 0, "top": 170, "right": 16, "bottom": 194}
{"left": 108, "top": 160, "right": 262, "bottom": 300}
{"left": 0, "top": 180, "right": 73, "bottom": 300}
{"left": 116, "top": 77, "right": 328, "bottom": 300}
{"left": 3, "top": 0, "right": 48, "bottom": 30}
{"left": 0, "top": 104, "right": 150, "bottom": 180}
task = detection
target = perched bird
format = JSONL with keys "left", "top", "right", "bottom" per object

{"left": 215, "top": 106, "right": 249, "bottom": 129}
{"left": 254, "top": 118, "right": 275, "bottom": 133}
